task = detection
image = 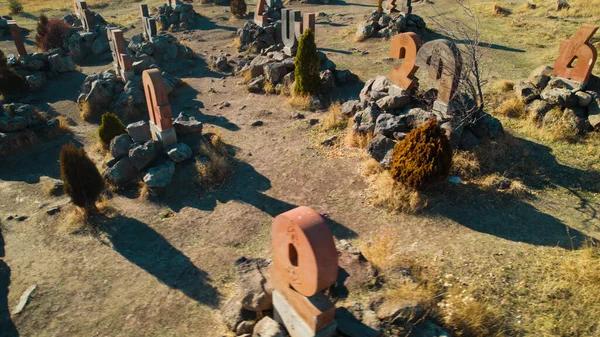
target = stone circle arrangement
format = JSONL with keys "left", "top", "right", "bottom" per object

{"left": 355, "top": 0, "right": 426, "bottom": 41}
{"left": 514, "top": 25, "right": 600, "bottom": 133}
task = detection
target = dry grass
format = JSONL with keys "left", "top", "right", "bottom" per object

{"left": 490, "top": 79, "right": 514, "bottom": 93}
{"left": 478, "top": 173, "right": 531, "bottom": 197}
{"left": 195, "top": 132, "right": 231, "bottom": 188}
{"left": 344, "top": 119, "right": 373, "bottom": 149}
{"left": 321, "top": 103, "right": 347, "bottom": 131}
{"left": 287, "top": 94, "right": 311, "bottom": 111}
{"left": 451, "top": 151, "right": 481, "bottom": 180}
{"left": 491, "top": 3, "right": 511, "bottom": 16}
{"left": 263, "top": 81, "right": 277, "bottom": 95}
{"left": 137, "top": 181, "right": 152, "bottom": 201}
{"left": 495, "top": 97, "right": 525, "bottom": 118}
{"left": 79, "top": 100, "right": 101, "bottom": 122}
{"left": 366, "top": 170, "right": 428, "bottom": 214}
{"left": 232, "top": 36, "right": 242, "bottom": 48}
{"left": 360, "top": 157, "right": 384, "bottom": 176}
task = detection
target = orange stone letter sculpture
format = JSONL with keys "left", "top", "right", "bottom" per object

{"left": 142, "top": 69, "right": 177, "bottom": 147}
{"left": 553, "top": 24, "right": 599, "bottom": 84}
{"left": 388, "top": 32, "right": 422, "bottom": 90}
{"left": 415, "top": 39, "right": 462, "bottom": 115}
{"left": 254, "top": 0, "right": 267, "bottom": 26}
{"left": 107, "top": 27, "right": 134, "bottom": 82}
{"left": 271, "top": 206, "right": 338, "bottom": 337}
{"left": 7, "top": 21, "right": 27, "bottom": 56}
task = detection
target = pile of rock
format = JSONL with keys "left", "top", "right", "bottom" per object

{"left": 63, "top": 11, "right": 107, "bottom": 30}
{"left": 62, "top": 24, "right": 112, "bottom": 63}
{"left": 155, "top": 2, "right": 198, "bottom": 31}
{"left": 345, "top": 76, "right": 503, "bottom": 167}
{"left": 236, "top": 20, "right": 282, "bottom": 53}
{"left": 0, "top": 16, "right": 13, "bottom": 37}
{"left": 103, "top": 112, "right": 204, "bottom": 188}
{"left": 127, "top": 33, "right": 195, "bottom": 66}
{"left": 355, "top": 11, "right": 426, "bottom": 41}
{"left": 232, "top": 49, "right": 358, "bottom": 105}
{"left": 0, "top": 103, "right": 63, "bottom": 155}
{"left": 6, "top": 49, "right": 76, "bottom": 92}
{"left": 515, "top": 65, "right": 600, "bottom": 133}
{"left": 78, "top": 68, "right": 181, "bottom": 121}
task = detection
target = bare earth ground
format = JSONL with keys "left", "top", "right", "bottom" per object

{"left": 0, "top": 0, "right": 599, "bottom": 336}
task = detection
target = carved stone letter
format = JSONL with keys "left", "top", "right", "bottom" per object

{"left": 388, "top": 32, "right": 422, "bottom": 90}
{"left": 254, "top": 0, "right": 267, "bottom": 26}
{"left": 282, "top": 9, "right": 302, "bottom": 56}
{"left": 553, "top": 24, "right": 599, "bottom": 84}
{"left": 143, "top": 69, "right": 177, "bottom": 147}
{"left": 7, "top": 21, "right": 27, "bottom": 56}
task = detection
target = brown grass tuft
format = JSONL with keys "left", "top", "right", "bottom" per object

{"left": 451, "top": 151, "right": 481, "bottom": 180}
{"left": 195, "top": 132, "right": 231, "bottom": 188}
{"left": 345, "top": 119, "right": 373, "bottom": 148}
{"left": 321, "top": 103, "right": 347, "bottom": 131}
{"left": 366, "top": 171, "right": 428, "bottom": 214}
{"left": 287, "top": 94, "right": 311, "bottom": 111}
{"left": 360, "top": 158, "right": 383, "bottom": 177}
{"left": 492, "top": 3, "right": 511, "bottom": 16}
{"left": 495, "top": 97, "right": 525, "bottom": 117}
{"left": 491, "top": 79, "right": 514, "bottom": 93}
{"left": 137, "top": 181, "right": 152, "bottom": 201}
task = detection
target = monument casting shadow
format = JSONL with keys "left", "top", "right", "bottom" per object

{"left": 0, "top": 229, "right": 19, "bottom": 337}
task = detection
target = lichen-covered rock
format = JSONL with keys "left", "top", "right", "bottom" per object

{"left": 366, "top": 134, "right": 396, "bottom": 168}
{"left": 110, "top": 134, "right": 133, "bottom": 159}
{"left": 129, "top": 140, "right": 160, "bottom": 171}
{"left": 528, "top": 65, "right": 553, "bottom": 89}
{"left": 143, "top": 161, "right": 175, "bottom": 188}
{"left": 103, "top": 157, "right": 138, "bottom": 186}
{"left": 515, "top": 81, "right": 539, "bottom": 104}
{"left": 167, "top": 142, "right": 193, "bottom": 162}
{"left": 173, "top": 112, "right": 203, "bottom": 134}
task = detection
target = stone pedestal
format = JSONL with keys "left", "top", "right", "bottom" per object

{"left": 150, "top": 121, "right": 177, "bottom": 147}
{"left": 273, "top": 291, "right": 337, "bottom": 337}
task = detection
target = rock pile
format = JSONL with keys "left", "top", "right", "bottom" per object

{"left": 62, "top": 24, "right": 112, "bottom": 63}
{"left": 236, "top": 20, "right": 282, "bottom": 53}
{"left": 6, "top": 49, "right": 76, "bottom": 92}
{"left": 127, "top": 33, "right": 195, "bottom": 67}
{"left": 103, "top": 112, "right": 204, "bottom": 188}
{"left": 355, "top": 11, "right": 426, "bottom": 41}
{"left": 155, "top": 2, "right": 198, "bottom": 31}
{"left": 63, "top": 11, "right": 107, "bottom": 30}
{"left": 515, "top": 66, "right": 600, "bottom": 133}
{"left": 78, "top": 68, "right": 181, "bottom": 121}
{"left": 346, "top": 76, "right": 503, "bottom": 167}
{"left": 0, "top": 103, "right": 63, "bottom": 155}
{"left": 0, "top": 16, "right": 13, "bottom": 37}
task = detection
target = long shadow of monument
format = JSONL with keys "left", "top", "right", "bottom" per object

{"left": 429, "top": 134, "right": 600, "bottom": 248}
{"left": 422, "top": 29, "right": 526, "bottom": 53}
{"left": 97, "top": 215, "right": 220, "bottom": 307}
{"left": 162, "top": 159, "right": 358, "bottom": 240}
{"left": 0, "top": 229, "right": 19, "bottom": 337}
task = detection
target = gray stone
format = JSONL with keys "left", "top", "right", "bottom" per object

{"left": 222, "top": 292, "right": 256, "bottom": 332}
{"left": 588, "top": 98, "right": 600, "bottom": 129}
{"left": 126, "top": 121, "right": 152, "bottom": 143}
{"left": 369, "top": 90, "right": 387, "bottom": 101}
{"left": 355, "top": 24, "right": 374, "bottom": 41}
{"left": 90, "top": 36, "right": 110, "bottom": 55}
{"left": 360, "top": 79, "right": 375, "bottom": 102}
{"left": 132, "top": 60, "right": 152, "bottom": 75}
{"left": 354, "top": 106, "right": 382, "bottom": 134}
{"left": 26, "top": 73, "right": 47, "bottom": 92}
{"left": 528, "top": 65, "right": 553, "bottom": 89}
{"left": 341, "top": 100, "right": 360, "bottom": 117}
{"left": 575, "top": 91, "right": 593, "bottom": 107}
{"left": 252, "top": 316, "right": 285, "bottom": 337}
{"left": 335, "top": 69, "right": 359, "bottom": 84}
{"left": 86, "top": 79, "right": 116, "bottom": 108}
{"left": 0, "top": 116, "right": 28, "bottom": 132}
{"left": 20, "top": 57, "right": 45, "bottom": 71}
{"left": 129, "top": 140, "right": 160, "bottom": 171}
{"left": 48, "top": 55, "right": 75, "bottom": 73}
{"left": 376, "top": 94, "right": 410, "bottom": 110}
{"left": 366, "top": 134, "right": 395, "bottom": 168}
{"left": 515, "top": 81, "right": 539, "bottom": 104}
{"left": 472, "top": 113, "right": 504, "bottom": 139}
{"left": 235, "top": 257, "right": 273, "bottom": 312}
{"left": 526, "top": 99, "right": 555, "bottom": 123}
{"left": 320, "top": 70, "right": 337, "bottom": 93}
{"left": 371, "top": 75, "right": 389, "bottom": 92}
{"left": 335, "top": 308, "right": 379, "bottom": 337}
{"left": 173, "top": 112, "right": 203, "bottom": 134}
{"left": 236, "top": 320, "right": 257, "bottom": 335}
{"left": 248, "top": 75, "right": 265, "bottom": 93}
{"left": 374, "top": 113, "right": 410, "bottom": 138}
{"left": 215, "top": 56, "right": 229, "bottom": 71}
{"left": 143, "top": 161, "right": 175, "bottom": 188}
{"left": 540, "top": 87, "right": 576, "bottom": 107}
{"left": 249, "top": 56, "right": 273, "bottom": 78}
{"left": 110, "top": 134, "right": 133, "bottom": 159}
{"left": 263, "top": 62, "right": 288, "bottom": 84}
{"left": 103, "top": 157, "right": 138, "bottom": 186}
{"left": 309, "top": 95, "right": 322, "bottom": 111}
{"left": 167, "top": 142, "right": 193, "bottom": 162}
{"left": 546, "top": 77, "right": 583, "bottom": 91}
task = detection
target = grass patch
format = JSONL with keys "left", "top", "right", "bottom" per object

{"left": 495, "top": 97, "right": 525, "bottom": 118}
{"left": 321, "top": 103, "right": 347, "bottom": 131}
{"left": 365, "top": 170, "right": 428, "bottom": 214}
{"left": 287, "top": 94, "right": 311, "bottom": 110}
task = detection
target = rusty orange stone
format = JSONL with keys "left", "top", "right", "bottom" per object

{"left": 7, "top": 21, "right": 26, "bottom": 56}
{"left": 254, "top": 0, "right": 267, "bottom": 26}
{"left": 388, "top": 32, "right": 423, "bottom": 90}
{"left": 142, "top": 69, "right": 173, "bottom": 131}
{"left": 553, "top": 24, "right": 599, "bottom": 84}
{"left": 294, "top": 13, "right": 316, "bottom": 39}
{"left": 271, "top": 206, "right": 338, "bottom": 334}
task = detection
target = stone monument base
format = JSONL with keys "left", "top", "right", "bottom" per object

{"left": 150, "top": 121, "right": 177, "bottom": 147}
{"left": 273, "top": 290, "right": 337, "bottom": 337}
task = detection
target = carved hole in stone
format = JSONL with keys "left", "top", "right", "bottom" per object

{"left": 289, "top": 243, "right": 298, "bottom": 267}
{"left": 568, "top": 56, "right": 579, "bottom": 68}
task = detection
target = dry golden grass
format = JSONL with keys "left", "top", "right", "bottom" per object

{"left": 137, "top": 181, "right": 152, "bottom": 201}
{"left": 344, "top": 119, "right": 373, "bottom": 149}
{"left": 490, "top": 79, "right": 514, "bottom": 93}
{"left": 478, "top": 173, "right": 531, "bottom": 197}
{"left": 321, "top": 103, "right": 347, "bottom": 131}
{"left": 495, "top": 97, "right": 525, "bottom": 118}
{"left": 287, "top": 94, "right": 311, "bottom": 110}
{"left": 451, "top": 151, "right": 481, "bottom": 180}
{"left": 360, "top": 157, "right": 384, "bottom": 176}
{"left": 195, "top": 132, "right": 231, "bottom": 188}
{"left": 366, "top": 170, "right": 428, "bottom": 214}
{"left": 78, "top": 101, "right": 101, "bottom": 122}
{"left": 263, "top": 81, "right": 277, "bottom": 95}
{"left": 491, "top": 3, "right": 511, "bottom": 16}
{"left": 232, "top": 36, "right": 242, "bottom": 48}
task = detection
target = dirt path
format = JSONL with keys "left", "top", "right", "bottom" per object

{"left": 1, "top": 1, "right": 600, "bottom": 336}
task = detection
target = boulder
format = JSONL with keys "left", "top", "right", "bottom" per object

{"left": 173, "top": 112, "right": 203, "bottom": 134}
{"left": 341, "top": 100, "right": 361, "bottom": 117}
{"left": 235, "top": 257, "right": 273, "bottom": 312}
{"left": 460, "top": 128, "right": 480, "bottom": 150}
{"left": 126, "top": 121, "right": 152, "bottom": 143}
{"left": 528, "top": 65, "right": 553, "bottom": 89}
{"left": 252, "top": 317, "right": 285, "bottom": 337}
{"left": 546, "top": 77, "right": 583, "bottom": 91}
{"left": 132, "top": 60, "right": 152, "bottom": 75}
{"left": 85, "top": 79, "right": 116, "bottom": 108}
{"left": 336, "top": 239, "right": 379, "bottom": 290}
{"left": 526, "top": 99, "right": 555, "bottom": 124}
{"left": 588, "top": 98, "right": 600, "bottom": 129}
{"left": 320, "top": 70, "right": 337, "bottom": 93}
{"left": 354, "top": 106, "right": 382, "bottom": 134}
{"left": 26, "top": 73, "right": 47, "bottom": 92}
{"left": 167, "top": 142, "right": 193, "bottom": 162}
{"left": 129, "top": 140, "right": 160, "bottom": 171}
{"left": 103, "top": 157, "right": 138, "bottom": 186}
{"left": 221, "top": 292, "right": 256, "bottom": 332}
{"left": 248, "top": 75, "right": 265, "bottom": 93}
{"left": 215, "top": 56, "right": 230, "bottom": 71}
{"left": 48, "top": 55, "right": 75, "bottom": 73}
{"left": 371, "top": 75, "right": 389, "bottom": 92}
{"left": 472, "top": 113, "right": 504, "bottom": 139}
{"left": 366, "top": 133, "right": 395, "bottom": 167}
{"left": 110, "top": 134, "right": 133, "bottom": 159}
{"left": 336, "top": 69, "right": 359, "bottom": 84}
{"left": 355, "top": 24, "right": 374, "bottom": 42}
{"left": 515, "top": 81, "right": 539, "bottom": 104}
{"left": 360, "top": 79, "right": 375, "bottom": 102}
{"left": 540, "top": 87, "right": 576, "bottom": 107}
{"left": 575, "top": 91, "right": 593, "bottom": 107}
{"left": 375, "top": 94, "right": 410, "bottom": 110}
{"left": 263, "top": 62, "right": 288, "bottom": 84}
{"left": 374, "top": 113, "right": 410, "bottom": 138}
{"left": 143, "top": 161, "right": 175, "bottom": 188}
{"left": 249, "top": 56, "right": 272, "bottom": 78}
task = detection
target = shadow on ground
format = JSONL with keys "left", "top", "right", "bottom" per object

{"left": 97, "top": 215, "right": 221, "bottom": 307}
{"left": 429, "top": 134, "right": 599, "bottom": 248}
{"left": 0, "top": 229, "right": 19, "bottom": 337}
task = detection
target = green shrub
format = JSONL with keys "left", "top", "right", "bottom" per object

{"left": 35, "top": 17, "right": 71, "bottom": 51}
{"left": 0, "top": 49, "right": 28, "bottom": 96}
{"left": 7, "top": 0, "right": 23, "bottom": 14}
{"left": 390, "top": 119, "right": 453, "bottom": 189}
{"left": 98, "top": 113, "right": 127, "bottom": 147}
{"left": 60, "top": 142, "right": 104, "bottom": 214}
{"left": 294, "top": 29, "right": 321, "bottom": 96}
{"left": 230, "top": 0, "right": 247, "bottom": 19}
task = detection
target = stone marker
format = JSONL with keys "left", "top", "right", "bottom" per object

{"left": 388, "top": 32, "right": 422, "bottom": 90}
{"left": 553, "top": 24, "right": 598, "bottom": 85}
{"left": 282, "top": 9, "right": 316, "bottom": 56}
{"left": 74, "top": 0, "right": 95, "bottom": 32}
{"left": 415, "top": 39, "right": 462, "bottom": 116}
{"left": 7, "top": 21, "right": 26, "bottom": 56}
{"left": 401, "top": 0, "right": 412, "bottom": 14}
{"left": 140, "top": 4, "right": 157, "bottom": 39}
{"left": 271, "top": 206, "right": 338, "bottom": 337}
{"left": 107, "top": 27, "right": 134, "bottom": 82}
{"left": 142, "top": 69, "right": 177, "bottom": 147}
{"left": 254, "top": 0, "right": 268, "bottom": 26}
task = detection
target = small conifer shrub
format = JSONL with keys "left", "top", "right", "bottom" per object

{"left": 294, "top": 29, "right": 321, "bottom": 97}
{"left": 231, "top": 0, "right": 247, "bottom": 19}
{"left": 390, "top": 119, "right": 453, "bottom": 189}
{"left": 35, "top": 17, "right": 71, "bottom": 51}
{"left": 98, "top": 113, "right": 127, "bottom": 147}
{"left": 8, "top": 0, "right": 23, "bottom": 15}
{"left": 60, "top": 143, "right": 104, "bottom": 214}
